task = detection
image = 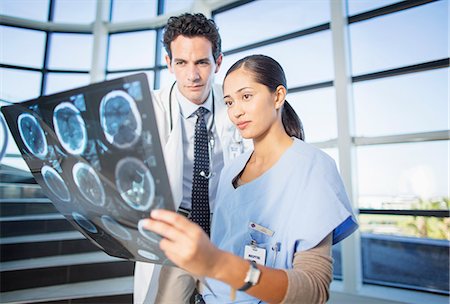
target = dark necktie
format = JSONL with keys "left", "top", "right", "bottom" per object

{"left": 191, "top": 107, "right": 210, "bottom": 235}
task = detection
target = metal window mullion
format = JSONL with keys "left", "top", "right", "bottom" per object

{"left": 330, "top": 0, "right": 362, "bottom": 295}
{"left": 90, "top": 0, "right": 111, "bottom": 83}
{"left": 153, "top": 0, "right": 165, "bottom": 89}
{"left": 40, "top": 0, "right": 56, "bottom": 96}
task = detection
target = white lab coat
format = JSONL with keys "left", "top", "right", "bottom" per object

{"left": 133, "top": 83, "right": 249, "bottom": 303}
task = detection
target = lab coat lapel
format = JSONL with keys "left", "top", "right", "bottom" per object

{"left": 163, "top": 90, "right": 183, "bottom": 210}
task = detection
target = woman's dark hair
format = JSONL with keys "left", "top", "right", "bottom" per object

{"left": 163, "top": 13, "right": 222, "bottom": 62}
{"left": 224, "top": 54, "right": 305, "bottom": 140}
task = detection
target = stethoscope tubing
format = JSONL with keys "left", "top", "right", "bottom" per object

{"left": 168, "top": 81, "right": 215, "bottom": 134}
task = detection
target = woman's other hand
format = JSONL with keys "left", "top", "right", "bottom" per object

{"left": 139, "top": 209, "right": 223, "bottom": 277}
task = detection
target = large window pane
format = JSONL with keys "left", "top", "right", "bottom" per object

{"left": 347, "top": 0, "right": 403, "bottom": 16}
{"left": 354, "top": 68, "right": 449, "bottom": 137}
{"left": 217, "top": 31, "right": 333, "bottom": 88}
{"left": 0, "top": 0, "right": 49, "bottom": 21}
{"left": 350, "top": 1, "right": 448, "bottom": 75}
{"left": 53, "top": 0, "right": 96, "bottom": 24}
{"left": 360, "top": 214, "right": 449, "bottom": 240}
{"left": 357, "top": 141, "right": 449, "bottom": 209}
{"left": 111, "top": 0, "right": 157, "bottom": 22}
{"left": 164, "top": 0, "right": 193, "bottom": 14}
{"left": 289, "top": 87, "right": 337, "bottom": 143}
{"left": 215, "top": 0, "right": 330, "bottom": 51}
{"left": 45, "top": 73, "right": 90, "bottom": 95}
{"left": 48, "top": 33, "right": 93, "bottom": 70}
{"left": 108, "top": 31, "right": 156, "bottom": 71}
{"left": 361, "top": 233, "right": 449, "bottom": 293}
{"left": 158, "top": 68, "right": 175, "bottom": 90}
{"left": 0, "top": 26, "right": 46, "bottom": 68}
{"left": 0, "top": 68, "right": 42, "bottom": 103}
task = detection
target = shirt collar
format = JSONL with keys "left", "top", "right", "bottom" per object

{"left": 175, "top": 85, "right": 212, "bottom": 119}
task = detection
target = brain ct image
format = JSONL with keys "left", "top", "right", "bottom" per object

{"left": 115, "top": 157, "right": 155, "bottom": 211}
{"left": 138, "top": 249, "right": 160, "bottom": 261}
{"left": 72, "top": 162, "right": 106, "bottom": 207}
{"left": 41, "top": 165, "right": 70, "bottom": 202}
{"left": 53, "top": 102, "right": 87, "bottom": 155}
{"left": 99, "top": 90, "right": 142, "bottom": 149}
{"left": 138, "top": 219, "right": 161, "bottom": 244}
{"left": 18, "top": 113, "right": 48, "bottom": 159}
{"left": 73, "top": 212, "right": 98, "bottom": 234}
{"left": 101, "top": 215, "right": 132, "bottom": 240}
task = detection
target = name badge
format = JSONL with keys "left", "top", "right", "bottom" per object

{"left": 244, "top": 244, "right": 266, "bottom": 266}
{"left": 249, "top": 221, "right": 274, "bottom": 237}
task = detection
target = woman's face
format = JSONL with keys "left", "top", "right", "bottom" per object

{"left": 223, "top": 68, "right": 282, "bottom": 139}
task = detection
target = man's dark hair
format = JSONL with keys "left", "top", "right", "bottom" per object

{"left": 163, "top": 13, "right": 222, "bottom": 62}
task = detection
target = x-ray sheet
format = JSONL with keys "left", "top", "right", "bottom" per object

{"left": 1, "top": 73, "right": 175, "bottom": 264}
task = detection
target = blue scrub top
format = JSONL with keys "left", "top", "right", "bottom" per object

{"left": 203, "top": 138, "right": 358, "bottom": 303}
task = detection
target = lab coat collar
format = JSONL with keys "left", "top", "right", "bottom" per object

{"left": 175, "top": 85, "right": 213, "bottom": 119}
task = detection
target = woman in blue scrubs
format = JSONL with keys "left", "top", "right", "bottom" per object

{"left": 143, "top": 54, "right": 358, "bottom": 303}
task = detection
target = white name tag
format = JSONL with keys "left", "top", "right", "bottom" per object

{"left": 249, "top": 221, "right": 274, "bottom": 237}
{"left": 244, "top": 245, "right": 266, "bottom": 265}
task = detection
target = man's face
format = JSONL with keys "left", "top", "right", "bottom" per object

{"left": 166, "top": 35, "right": 222, "bottom": 105}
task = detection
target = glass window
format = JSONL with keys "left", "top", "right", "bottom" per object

{"left": 361, "top": 233, "right": 449, "bottom": 293}
{"left": 347, "top": 0, "right": 403, "bottom": 16}
{"left": 0, "top": 68, "right": 42, "bottom": 103}
{"left": 215, "top": 0, "right": 330, "bottom": 51}
{"left": 217, "top": 31, "right": 334, "bottom": 88}
{"left": 111, "top": 0, "right": 157, "bottom": 22}
{"left": 108, "top": 31, "right": 156, "bottom": 71}
{"left": 0, "top": 0, "right": 49, "bottom": 21}
{"left": 357, "top": 141, "right": 449, "bottom": 210}
{"left": 53, "top": 0, "right": 96, "bottom": 24}
{"left": 48, "top": 33, "right": 93, "bottom": 70}
{"left": 45, "top": 73, "right": 90, "bottom": 95}
{"left": 354, "top": 68, "right": 449, "bottom": 137}
{"left": 349, "top": 1, "right": 448, "bottom": 76}
{"left": 360, "top": 214, "right": 449, "bottom": 240}
{"left": 158, "top": 68, "right": 175, "bottom": 89}
{"left": 288, "top": 87, "right": 337, "bottom": 143}
{"left": 0, "top": 26, "right": 46, "bottom": 69}
{"left": 107, "top": 71, "right": 155, "bottom": 89}
{"left": 164, "top": 0, "right": 193, "bottom": 14}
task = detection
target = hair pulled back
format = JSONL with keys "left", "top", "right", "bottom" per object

{"left": 225, "top": 54, "right": 305, "bottom": 140}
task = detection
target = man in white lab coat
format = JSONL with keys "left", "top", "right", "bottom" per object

{"left": 134, "top": 13, "right": 248, "bottom": 303}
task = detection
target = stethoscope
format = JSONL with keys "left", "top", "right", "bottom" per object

{"left": 169, "top": 81, "right": 215, "bottom": 179}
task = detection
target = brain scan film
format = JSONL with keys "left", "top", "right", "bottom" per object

{"left": 73, "top": 162, "right": 105, "bottom": 207}
{"left": 41, "top": 165, "right": 70, "bottom": 202}
{"left": 138, "top": 249, "right": 160, "bottom": 261}
{"left": 138, "top": 219, "right": 161, "bottom": 244}
{"left": 101, "top": 215, "right": 132, "bottom": 240}
{"left": 100, "top": 90, "right": 142, "bottom": 149}
{"left": 2, "top": 73, "right": 175, "bottom": 264}
{"left": 73, "top": 212, "right": 98, "bottom": 234}
{"left": 53, "top": 102, "right": 87, "bottom": 155}
{"left": 115, "top": 157, "right": 155, "bottom": 211}
{"left": 18, "top": 113, "right": 48, "bottom": 159}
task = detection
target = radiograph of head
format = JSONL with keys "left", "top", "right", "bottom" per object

{"left": 53, "top": 102, "right": 87, "bottom": 155}
{"left": 100, "top": 90, "right": 142, "bottom": 149}
{"left": 41, "top": 165, "right": 70, "bottom": 202}
{"left": 18, "top": 113, "right": 48, "bottom": 159}
{"left": 73, "top": 212, "right": 97, "bottom": 234}
{"left": 72, "top": 162, "right": 105, "bottom": 207}
{"left": 101, "top": 215, "right": 131, "bottom": 240}
{"left": 115, "top": 157, "right": 155, "bottom": 211}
